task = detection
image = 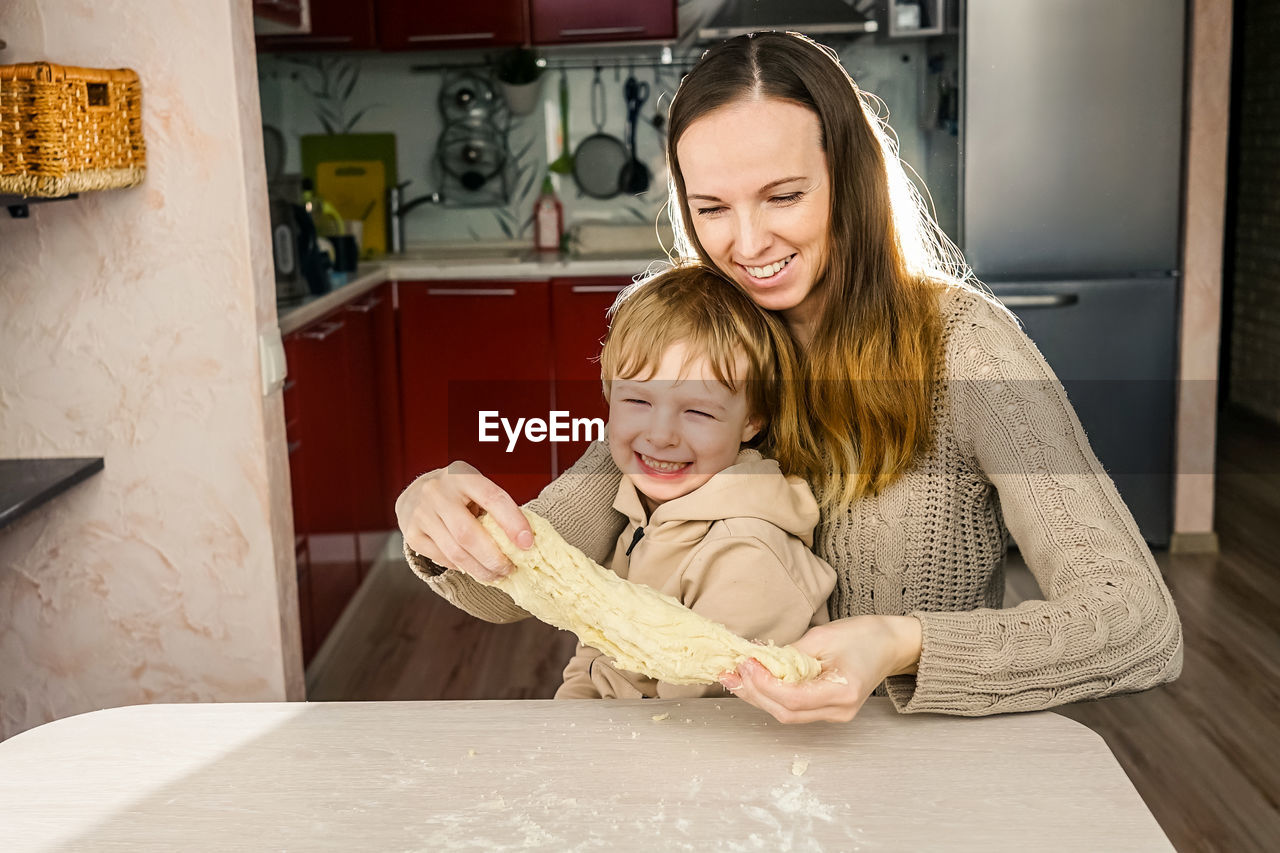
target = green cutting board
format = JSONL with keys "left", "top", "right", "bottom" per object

{"left": 300, "top": 133, "right": 397, "bottom": 194}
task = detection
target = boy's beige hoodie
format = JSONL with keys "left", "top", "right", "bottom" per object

{"left": 556, "top": 449, "right": 836, "bottom": 700}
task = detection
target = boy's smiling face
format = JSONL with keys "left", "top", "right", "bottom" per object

{"left": 607, "top": 343, "right": 762, "bottom": 513}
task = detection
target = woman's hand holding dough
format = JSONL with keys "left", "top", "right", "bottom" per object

{"left": 394, "top": 462, "right": 534, "bottom": 582}
{"left": 719, "top": 615, "right": 923, "bottom": 724}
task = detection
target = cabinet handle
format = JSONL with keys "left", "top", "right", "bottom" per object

{"left": 288, "top": 440, "right": 302, "bottom": 455}
{"left": 299, "top": 320, "right": 346, "bottom": 340}
{"left": 571, "top": 285, "right": 628, "bottom": 294}
{"left": 345, "top": 296, "right": 383, "bottom": 313}
{"left": 282, "top": 379, "right": 297, "bottom": 393}
{"left": 558, "top": 26, "right": 647, "bottom": 37}
{"left": 427, "top": 288, "right": 517, "bottom": 296}
{"left": 999, "top": 294, "right": 1080, "bottom": 309}
{"left": 408, "top": 32, "right": 495, "bottom": 42}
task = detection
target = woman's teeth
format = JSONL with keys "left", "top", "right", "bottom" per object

{"left": 746, "top": 255, "right": 793, "bottom": 279}
{"left": 640, "top": 454, "right": 689, "bottom": 473}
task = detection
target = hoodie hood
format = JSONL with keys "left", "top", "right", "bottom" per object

{"left": 613, "top": 449, "right": 819, "bottom": 547}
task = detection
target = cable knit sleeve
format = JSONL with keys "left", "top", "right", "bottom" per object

{"left": 884, "top": 293, "right": 1183, "bottom": 715}
{"left": 405, "top": 440, "right": 626, "bottom": 623}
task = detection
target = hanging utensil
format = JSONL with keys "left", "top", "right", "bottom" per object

{"left": 650, "top": 67, "right": 666, "bottom": 135}
{"left": 572, "top": 66, "right": 628, "bottom": 200}
{"left": 548, "top": 70, "right": 574, "bottom": 175}
{"left": 619, "top": 72, "right": 651, "bottom": 196}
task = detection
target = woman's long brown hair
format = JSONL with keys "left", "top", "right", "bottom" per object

{"left": 665, "top": 32, "right": 957, "bottom": 507}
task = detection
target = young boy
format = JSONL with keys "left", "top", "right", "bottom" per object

{"left": 556, "top": 265, "right": 836, "bottom": 700}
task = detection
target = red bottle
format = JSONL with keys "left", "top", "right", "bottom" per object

{"left": 533, "top": 176, "right": 563, "bottom": 254}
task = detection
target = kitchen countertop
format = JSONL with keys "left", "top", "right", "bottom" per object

{"left": 0, "top": 698, "right": 1173, "bottom": 851}
{"left": 0, "top": 457, "right": 104, "bottom": 531}
{"left": 277, "top": 250, "right": 666, "bottom": 335}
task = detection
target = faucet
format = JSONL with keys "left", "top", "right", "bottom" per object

{"left": 387, "top": 181, "right": 446, "bottom": 254}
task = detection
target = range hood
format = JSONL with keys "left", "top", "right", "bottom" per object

{"left": 697, "top": 0, "right": 879, "bottom": 42}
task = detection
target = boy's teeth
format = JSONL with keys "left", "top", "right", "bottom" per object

{"left": 641, "top": 454, "right": 688, "bottom": 472}
{"left": 747, "top": 256, "right": 793, "bottom": 279}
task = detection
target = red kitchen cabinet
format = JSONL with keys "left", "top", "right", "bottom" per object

{"left": 378, "top": 0, "right": 527, "bottom": 51}
{"left": 283, "top": 285, "right": 401, "bottom": 666}
{"left": 258, "top": 0, "right": 378, "bottom": 50}
{"left": 284, "top": 314, "right": 361, "bottom": 667}
{"left": 341, "top": 284, "right": 404, "bottom": 581}
{"left": 372, "top": 285, "right": 406, "bottom": 522}
{"left": 398, "top": 280, "right": 554, "bottom": 504}
{"left": 530, "top": 0, "right": 675, "bottom": 44}
{"left": 342, "top": 285, "right": 403, "bottom": 531}
{"left": 285, "top": 317, "right": 357, "bottom": 534}
{"left": 550, "top": 277, "right": 630, "bottom": 473}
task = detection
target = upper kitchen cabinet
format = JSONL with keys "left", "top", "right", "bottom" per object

{"left": 377, "top": 0, "right": 528, "bottom": 50}
{"left": 257, "top": 0, "right": 379, "bottom": 51}
{"left": 530, "top": 0, "right": 676, "bottom": 44}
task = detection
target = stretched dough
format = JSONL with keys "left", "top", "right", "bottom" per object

{"left": 479, "top": 509, "right": 821, "bottom": 685}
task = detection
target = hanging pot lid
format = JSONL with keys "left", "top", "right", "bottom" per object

{"left": 439, "top": 118, "right": 506, "bottom": 191}
{"left": 439, "top": 74, "right": 498, "bottom": 121}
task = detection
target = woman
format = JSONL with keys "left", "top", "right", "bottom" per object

{"left": 396, "top": 32, "right": 1182, "bottom": 721}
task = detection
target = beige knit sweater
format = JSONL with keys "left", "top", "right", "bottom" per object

{"left": 406, "top": 286, "right": 1184, "bottom": 716}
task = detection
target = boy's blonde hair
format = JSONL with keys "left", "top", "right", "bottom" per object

{"left": 601, "top": 265, "right": 818, "bottom": 479}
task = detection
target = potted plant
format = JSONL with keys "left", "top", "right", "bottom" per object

{"left": 494, "top": 48, "right": 545, "bottom": 116}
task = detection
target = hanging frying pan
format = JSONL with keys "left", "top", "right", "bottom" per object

{"left": 572, "top": 66, "right": 628, "bottom": 200}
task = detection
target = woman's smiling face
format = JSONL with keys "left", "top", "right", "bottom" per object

{"left": 676, "top": 97, "right": 832, "bottom": 333}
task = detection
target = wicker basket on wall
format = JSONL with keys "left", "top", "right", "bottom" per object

{"left": 0, "top": 62, "right": 146, "bottom": 198}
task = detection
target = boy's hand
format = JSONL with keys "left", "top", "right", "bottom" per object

{"left": 396, "top": 461, "right": 534, "bottom": 583}
{"left": 718, "top": 615, "right": 923, "bottom": 724}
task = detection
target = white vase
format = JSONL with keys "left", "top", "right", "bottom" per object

{"left": 499, "top": 78, "right": 544, "bottom": 117}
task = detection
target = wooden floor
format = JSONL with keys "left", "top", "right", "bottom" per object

{"left": 310, "top": 407, "right": 1280, "bottom": 853}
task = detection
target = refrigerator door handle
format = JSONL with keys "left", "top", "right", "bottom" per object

{"left": 998, "top": 293, "right": 1079, "bottom": 309}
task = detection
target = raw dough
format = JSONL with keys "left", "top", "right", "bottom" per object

{"left": 479, "top": 509, "right": 821, "bottom": 685}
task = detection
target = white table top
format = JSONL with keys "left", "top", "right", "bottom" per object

{"left": 0, "top": 698, "right": 1172, "bottom": 852}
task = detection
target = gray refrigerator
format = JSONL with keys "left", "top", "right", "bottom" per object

{"left": 961, "top": 0, "right": 1186, "bottom": 546}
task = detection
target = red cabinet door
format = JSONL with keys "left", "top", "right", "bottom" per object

{"left": 378, "top": 0, "right": 527, "bottom": 50}
{"left": 530, "top": 0, "right": 675, "bottom": 44}
{"left": 372, "top": 283, "right": 405, "bottom": 523}
{"left": 258, "top": 0, "right": 378, "bottom": 51}
{"left": 284, "top": 314, "right": 361, "bottom": 666}
{"left": 286, "top": 317, "right": 357, "bottom": 533}
{"left": 341, "top": 286, "right": 399, "bottom": 532}
{"left": 550, "top": 277, "right": 630, "bottom": 473}
{"left": 399, "top": 280, "right": 554, "bottom": 504}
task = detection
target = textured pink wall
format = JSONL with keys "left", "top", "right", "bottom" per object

{"left": 0, "top": 0, "right": 302, "bottom": 739}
